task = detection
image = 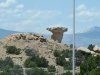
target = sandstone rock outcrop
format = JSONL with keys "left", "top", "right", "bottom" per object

{"left": 47, "top": 27, "right": 68, "bottom": 43}
{"left": 5, "top": 33, "right": 47, "bottom": 42}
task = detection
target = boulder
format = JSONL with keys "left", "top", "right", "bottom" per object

{"left": 77, "top": 47, "right": 91, "bottom": 53}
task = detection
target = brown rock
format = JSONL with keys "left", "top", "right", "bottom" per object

{"left": 47, "top": 27, "right": 68, "bottom": 43}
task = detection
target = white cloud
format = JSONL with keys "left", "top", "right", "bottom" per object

{"left": 0, "top": 0, "right": 17, "bottom": 8}
{"left": 76, "top": 4, "right": 87, "bottom": 11}
{"left": 76, "top": 4, "right": 100, "bottom": 18}
{"left": 0, "top": 0, "right": 62, "bottom": 32}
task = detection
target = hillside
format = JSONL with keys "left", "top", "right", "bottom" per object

{"left": 0, "top": 33, "right": 69, "bottom": 75}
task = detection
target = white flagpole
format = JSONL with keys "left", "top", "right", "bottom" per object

{"left": 72, "top": 0, "right": 75, "bottom": 75}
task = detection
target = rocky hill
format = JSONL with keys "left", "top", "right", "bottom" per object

{"left": 0, "top": 33, "right": 69, "bottom": 75}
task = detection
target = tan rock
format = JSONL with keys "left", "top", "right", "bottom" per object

{"left": 77, "top": 47, "right": 91, "bottom": 53}
{"left": 47, "top": 27, "right": 68, "bottom": 43}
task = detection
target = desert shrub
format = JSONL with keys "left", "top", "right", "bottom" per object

{"left": 0, "top": 65, "right": 23, "bottom": 75}
{"left": 10, "top": 65, "right": 23, "bottom": 75}
{"left": 6, "top": 46, "right": 21, "bottom": 55}
{"left": 25, "top": 48, "right": 36, "bottom": 56}
{"left": 88, "top": 68, "right": 100, "bottom": 75}
{"left": 53, "top": 50, "right": 61, "bottom": 57}
{"left": 0, "top": 57, "right": 14, "bottom": 70}
{"left": 35, "top": 57, "right": 48, "bottom": 67}
{"left": 0, "top": 71, "right": 11, "bottom": 75}
{"left": 24, "top": 55, "right": 48, "bottom": 68}
{"left": 80, "top": 56, "right": 97, "bottom": 75}
{"left": 56, "top": 56, "right": 66, "bottom": 66}
{"left": 64, "top": 61, "right": 72, "bottom": 70}
{"left": 95, "top": 55, "right": 100, "bottom": 66}
{"left": 48, "top": 65, "right": 56, "bottom": 72}
{"left": 24, "top": 58, "right": 37, "bottom": 68}
{"left": 62, "top": 50, "right": 72, "bottom": 58}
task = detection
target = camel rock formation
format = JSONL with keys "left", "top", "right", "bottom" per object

{"left": 47, "top": 27, "right": 68, "bottom": 43}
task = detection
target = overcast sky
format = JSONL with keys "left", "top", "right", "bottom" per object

{"left": 0, "top": 0, "right": 100, "bottom": 34}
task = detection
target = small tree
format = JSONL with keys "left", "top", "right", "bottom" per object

{"left": 88, "top": 44, "right": 95, "bottom": 51}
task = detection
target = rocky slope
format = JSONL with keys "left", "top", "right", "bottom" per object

{"left": 0, "top": 33, "right": 69, "bottom": 75}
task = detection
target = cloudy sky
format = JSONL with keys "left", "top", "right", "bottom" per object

{"left": 0, "top": 0, "right": 100, "bottom": 34}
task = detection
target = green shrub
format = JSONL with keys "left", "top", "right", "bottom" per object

{"left": 88, "top": 68, "right": 100, "bottom": 75}
{"left": 25, "top": 48, "right": 36, "bottom": 56}
{"left": 80, "top": 56, "right": 97, "bottom": 75}
{"left": 0, "top": 57, "right": 14, "bottom": 70}
{"left": 24, "top": 55, "right": 48, "bottom": 68}
{"left": 48, "top": 65, "right": 56, "bottom": 72}
{"left": 56, "top": 56, "right": 66, "bottom": 66}
{"left": 24, "top": 58, "right": 37, "bottom": 68}
{"left": 6, "top": 46, "right": 21, "bottom": 55}
{"left": 64, "top": 61, "right": 72, "bottom": 70}
{"left": 53, "top": 50, "right": 61, "bottom": 57}
{"left": 62, "top": 50, "right": 72, "bottom": 58}
{"left": 35, "top": 57, "right": 48, "bottom": 67}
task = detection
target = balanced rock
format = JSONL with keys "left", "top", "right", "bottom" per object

{"left": 47, "top": 27, "right": 68, "bottom": 43}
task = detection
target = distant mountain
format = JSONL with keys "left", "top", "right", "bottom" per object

{"left": 1, "top": 26, "right": 100, "bottom": 47}
{"left": 0, "top": 29, "right": 17, "bottom": 38}
{"left": 63, "top": 26, "right": 100, "bottom": 47}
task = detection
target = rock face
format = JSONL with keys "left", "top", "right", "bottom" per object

{"left": 47, "top": 27, "right": 68, "bottom": 43}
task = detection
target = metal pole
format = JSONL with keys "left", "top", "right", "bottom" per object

{"left": 72, "top": 0, "right": 75, "bottom": 75}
